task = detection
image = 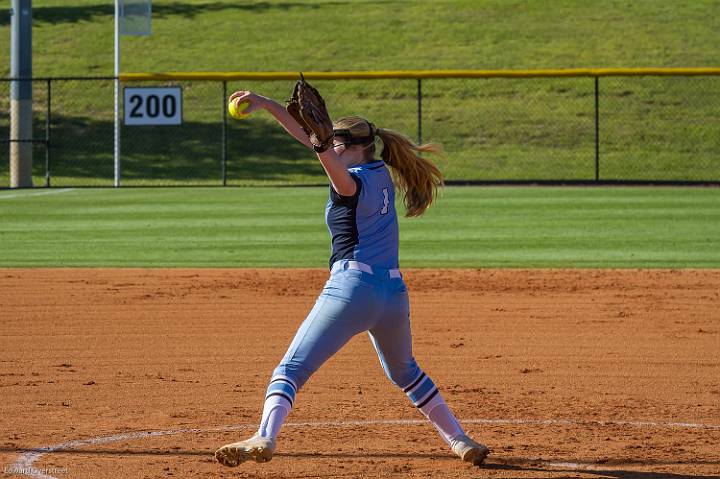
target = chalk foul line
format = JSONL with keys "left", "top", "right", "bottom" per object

{"left": 11, "top": 417, "right": 720, "bottom": 479}
{"left": 0, "top": 188, "right": 74, "bottom": 200}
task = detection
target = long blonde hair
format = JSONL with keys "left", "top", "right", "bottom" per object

{"left": 333, "top": 116, "right": 444, "bottom": 217}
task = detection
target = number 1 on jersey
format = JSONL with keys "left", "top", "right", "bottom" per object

{"left": 381, "top": 188, "right": 389, "bottom": 215}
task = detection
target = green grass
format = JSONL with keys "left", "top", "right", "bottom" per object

{"left": 1, "top": 0, "right": 718, "bottom": 76}
{"left": 1, "top": 1, "right": 719, "bottom": 186}
{"left": 1, "top": 187, "right": 718, "bottom": 268}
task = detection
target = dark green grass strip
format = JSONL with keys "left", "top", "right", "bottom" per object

{"left": 0, "top": 187, "right": 718, "bottom": 268}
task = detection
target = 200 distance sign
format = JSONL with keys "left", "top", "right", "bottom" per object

{"left": 123, "top": 87, "right": 183, "bottom": 125}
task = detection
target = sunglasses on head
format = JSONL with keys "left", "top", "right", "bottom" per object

{"left": 332, "top": 129, "right": 374, "bottom": 147}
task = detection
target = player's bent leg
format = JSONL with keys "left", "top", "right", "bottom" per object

{"left": 216, "top": 271, "right": 380, "bottom": 467}
{"left": 256, "top": 291, "right": 371, "bottom": 439}
{"left": 369, "top": 287, "right": 489, "bottom": 465}
{"left": 400, "top": 368, "right": 490, "bottom": 465}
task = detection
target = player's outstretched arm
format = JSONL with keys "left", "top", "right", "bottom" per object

{"left": 229, "top": 89, "right": 356, "bottom": 196}
{"left": 228, "top": 91, "right": 313, "bottom": 150}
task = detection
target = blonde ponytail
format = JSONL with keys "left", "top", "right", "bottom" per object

{"left": 376, "top": 128, "right": 444, "bottom": 217}
{"left": 332, "top": 116, "right": 444, "bottom": 217}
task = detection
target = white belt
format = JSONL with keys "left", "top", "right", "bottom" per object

{"left": 331, "top": 260, "right": 402, "bottom": 279}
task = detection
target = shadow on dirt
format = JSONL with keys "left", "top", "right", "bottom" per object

{"left": 2, "top": 447, "right": 718, "bottom": 479}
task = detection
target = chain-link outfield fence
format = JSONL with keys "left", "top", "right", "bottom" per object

{"left": 2, "top": 69, "right": 720, "bottom": 187}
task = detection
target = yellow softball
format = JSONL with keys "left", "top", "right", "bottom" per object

{"left": 228, "top": 98, "right": 251, "bottom": 120}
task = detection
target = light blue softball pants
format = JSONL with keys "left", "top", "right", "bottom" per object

{"left": 273, "top": 260, "right": 421, "bottom": 390}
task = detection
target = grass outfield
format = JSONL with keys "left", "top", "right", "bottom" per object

{"left": 0, "top": 186, "right": 718, "bottom": 268}
{"left": 1, "top": 1, "right": 717, "bottom": 76}
{"left": 1, "top": 1, "right": 719, "bottom": 186}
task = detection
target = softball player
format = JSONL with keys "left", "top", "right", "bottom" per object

{"left": 215, "top": 89, "right": 489, "bottom": 467}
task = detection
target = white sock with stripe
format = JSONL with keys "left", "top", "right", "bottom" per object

{"left": 258, "top": 375, "right": 297, "bottom": 439}
{"left": 403, "top": 370, "right": 464, "bottom": 445}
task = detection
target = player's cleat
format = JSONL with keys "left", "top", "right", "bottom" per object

{"left": 450, "top": 434, "right": 490, "bottom": 466}
{"left": 214, "top": 434, "right": 276, "bottom": 467}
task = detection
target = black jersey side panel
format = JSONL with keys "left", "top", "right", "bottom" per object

{"left": 327, "top": 175, "right": 362, "bottom": 268}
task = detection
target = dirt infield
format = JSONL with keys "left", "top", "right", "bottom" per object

{"left": 1, "top": 268, "right": 719, "bottom": 479}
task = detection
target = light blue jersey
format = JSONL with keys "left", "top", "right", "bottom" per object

{"left": 325, "top": 160, "right": 399, "bottom": 269}
{"left": 272, "top": 159, "right": 424, "bottom": 391}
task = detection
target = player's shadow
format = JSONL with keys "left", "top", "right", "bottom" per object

{"left": 481, "top": 457, "right": 720, "bottom": 479}
{"left": 2, "top": 447, "right": 718, "bottom": 479}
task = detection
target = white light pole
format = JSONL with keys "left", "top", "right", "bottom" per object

{"left": 114, "top": 0, "right": 152, "bottom": 187}
{"left": 114, "top": 0, "right": 121, "bottom": 187}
